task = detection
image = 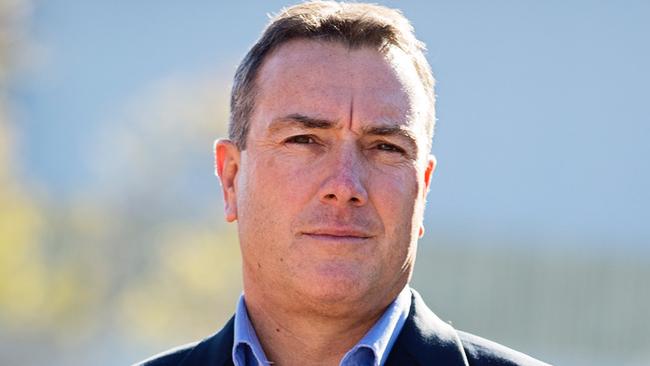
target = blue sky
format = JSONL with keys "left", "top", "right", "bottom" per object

{"left": 13, "top": 0, "right": 650, "bottom": 247}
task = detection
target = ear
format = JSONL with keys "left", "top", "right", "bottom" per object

{"left": 419, "top": 154, "right": 436, "bottom": 238}
{"left": 423, "top": 154, "right": 436, "bottom": 196}
{"left": 214, "top": 139, "right": 240, "bottom": 222}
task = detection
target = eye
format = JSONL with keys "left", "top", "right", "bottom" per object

{"left": 376, "top": 142, "right": 405, "bottom": 154}
{"left": 284, "top": 135, "right": 316, "bottom": 144}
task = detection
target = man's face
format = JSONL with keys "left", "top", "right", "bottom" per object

{"left": 217, "top": 39, "right": 435, "bottom": 314}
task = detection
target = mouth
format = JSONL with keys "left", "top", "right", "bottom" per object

{"left": 301, "top": 228, "right": 373, "bottom": 243}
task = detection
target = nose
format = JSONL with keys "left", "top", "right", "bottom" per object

{"left": 318, "top": 149, "right": 368, "bottom": 207}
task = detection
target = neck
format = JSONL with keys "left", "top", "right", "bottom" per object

{"left": 243, "top": 290, "right": 394, "bottom": 366}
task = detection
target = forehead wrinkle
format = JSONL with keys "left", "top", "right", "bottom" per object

{"left": 347, "top": 94, "right": 354, "bottom": 131}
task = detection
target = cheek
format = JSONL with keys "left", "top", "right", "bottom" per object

{"left": 369, "top": 166, "right": 421, "bottom": 240}
{"left": 237, "top": 155, "right": 311, "bottom": 234}
{"left": 371, "top": 165, "right": 419, "bottom": 208}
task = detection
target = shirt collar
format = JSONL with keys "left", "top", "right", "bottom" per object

{"left": 339, "top": 285, "right": 412, "bottom": 366}
{"left": 233, "top": 295, "right": 271, "bottom": 366}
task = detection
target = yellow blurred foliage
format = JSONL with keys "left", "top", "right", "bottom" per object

{"left": 0, "top": 119, "right": 46, "bottom": 326}
{"left": 1, "top": 0, "right": 95, "bottom": 327}
{"left": 118, "top": 223, "right": 242, "bottom": 344}
{"left": 0, "top": 129, "right": 97, "bottom": 332}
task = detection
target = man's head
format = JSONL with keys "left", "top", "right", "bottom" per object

{"left": 216, "top": 1, "right": 436, "bottom": 317}
{"left": 229, "top": 0, "right": 436, "bottom": 152}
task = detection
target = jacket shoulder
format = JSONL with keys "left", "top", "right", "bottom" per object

{"left": 457, "top": 330, "right": 551, "bottom": 366}
{"left": 132, "top": 316, "right": 235, "bottom": 366}
{"left": 132, "top": 341, "right": 199, "bottom": 366}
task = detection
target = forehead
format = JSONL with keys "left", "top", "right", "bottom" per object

{"left": 251, "top": 39, "right": 429, "bottom": 135}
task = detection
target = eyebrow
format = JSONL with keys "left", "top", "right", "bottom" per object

{"left": 268, "top": 113, "right": 335, "bottom": 132}
{"left": 268, "top": 113, "right": 419, "bottom": 152}
{"left": 362, "top": 125, "right": 418, "bottom": 152}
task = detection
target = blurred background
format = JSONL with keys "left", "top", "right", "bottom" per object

{"left": 1, "top": 0, "right": 648, "bottom": 365}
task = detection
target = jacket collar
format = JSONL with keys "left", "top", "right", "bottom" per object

{"left": 385, "top": 289, "right": 469, "bottom": 366}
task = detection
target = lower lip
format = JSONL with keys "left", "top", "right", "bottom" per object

{"left": 303, "top": 234, "right": 370, "bottom": 243}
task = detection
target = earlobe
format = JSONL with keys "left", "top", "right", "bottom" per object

{"left": 214, "top": 139, "right": 240, "bottom": 222}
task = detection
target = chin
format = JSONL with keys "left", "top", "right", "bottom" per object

{"left": 296, "top": 264, "right": 372, "bottom": 306}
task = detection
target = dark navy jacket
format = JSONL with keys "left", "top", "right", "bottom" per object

{"left": 135, "top": 290, "right": 550, "bottom": 366}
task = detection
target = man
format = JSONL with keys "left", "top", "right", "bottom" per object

{"left": 136, "top": 2, "right": 548, "bottom": 365}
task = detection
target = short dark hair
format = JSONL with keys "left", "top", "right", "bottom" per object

{"left": 229, "top": 1, "right": 435, "bottom": 151}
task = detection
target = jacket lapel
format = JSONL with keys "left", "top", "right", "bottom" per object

{"left": 386, "top": 289, "right": 469, "bottom": 366}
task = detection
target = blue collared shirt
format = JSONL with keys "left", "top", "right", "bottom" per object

{"left": 232, "top": 285, "right": 412, "bottom": 366}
